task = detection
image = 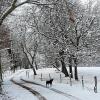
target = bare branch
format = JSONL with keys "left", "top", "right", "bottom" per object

{"left": 0, "top": 0, "right": 56, "bottom": 26}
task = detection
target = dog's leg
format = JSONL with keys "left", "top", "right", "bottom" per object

{"left": 46, "top": 82, "right": 48, "bottom": 88}
{"left": 49, "top": 84, "right": 51, "bottom": 87}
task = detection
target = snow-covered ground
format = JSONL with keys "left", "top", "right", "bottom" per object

{"left": 1, "top": 67, "right": 100, "bottom": 100}
{"left": 2, "top": 70, "right": 38, "bottom": 100}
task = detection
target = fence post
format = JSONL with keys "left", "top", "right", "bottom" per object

{"left": 33, "top": 74, "right": 35, "bottom": 80}
{"left": 82, "top": 76, "right": 84, "bottom": 88}
{"left": 49, "top": 73, "right": 51, "bottom": 79}
{"left": 27, "top": 71, "right": 29, "bottom": 78}
{"left": 41, "top": 73, "right": 42, "bottom": 81}
{"left": 26, "top": 71, "right": 27, "bottom": 77}
{"left": 69, "top": 73, "right": 72, "bottom": 86}
{"left": 60, "top": 74, "right": 62, "bottom": 83}
{"left": 94, "top": 76, "right": 97, "bottom": 93}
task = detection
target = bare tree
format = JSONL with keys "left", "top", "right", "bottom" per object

{"left": 0, "top": 0, "right": 56, "bottom": 26}
{"left": 0, "top": 24, "right": 11, "bottom": 92}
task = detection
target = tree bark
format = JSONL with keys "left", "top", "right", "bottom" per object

{"left": 35, "top": 61, "right": 38, "bottom": 70}
{"left": 74, "top": 58, "right": 78, "bottom": 80}
{"left": 69, "top": 56, "right": 73, "bottom": 78}
{"left": 0, "top": 52, "right": 3, "bottom": 81}
{"left": 52, "top": 64, "right": 60, "bottom": 71}
{"left": 61, "top": 57, "right": 69, "bottom": 77}
{"left": 0, "top": 52, "right": 2, "bottom": 93}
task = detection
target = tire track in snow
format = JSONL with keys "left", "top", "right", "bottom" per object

{"left": 11, "top": 78, "right": 47, "bottom": 100}
{"left": 21, "top": 78, "right": 81, "bottom": 100}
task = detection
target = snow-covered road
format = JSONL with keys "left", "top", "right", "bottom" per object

{"left": 21, "top": 78, "right": 81, "bottom": 100}
{"left": 11, "top": 78, "right": 46, "bottom": 100}
{"left": 2, "top": 67, "right": 100, "bottom": 100}
{"left": 2, "top": 70, "right": 72, "bottom": 100}
{"left": 10, "top": 75, "right": 72, "bottom": 100}
{"left": 3, "top": 80, "right": 38, "bottom": 100}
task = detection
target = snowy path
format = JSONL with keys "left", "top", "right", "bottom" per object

{"left": 2, "top": 70, "right": 38, "bottom": 100}
{"left": 3, "top": 80, "right": 38, "bottom": 100}
{"left": 21, "top": 78, "right": 81, "bottom": 100}
{"left": 3, "top": 68, "right": 100, "bottom": 100}
{"left": 20, "top": 79, "right": 71, "bottom": 100}
{"left": 11, "top": 78, "right": 47, "bottom": 100}
{"left": 6, "top": 70, "right": 72, "bottom": 100}
{"left": 4, "top": 70, "right": 71, "bottom": 100}
{"left": 10, "top": 78, "right": 72, "bottom": 100}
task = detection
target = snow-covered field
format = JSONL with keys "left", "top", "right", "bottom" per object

{"left": 1, "top": 67, "right": 100, "bottom": 100}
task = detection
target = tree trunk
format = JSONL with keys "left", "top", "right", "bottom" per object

{"left": 52, "top": 64, "right": 60, "bottom": 71}
{"left": 30, "top": 63, "right": 37, "bottom": 75}
{"left": 23, "top": 57, "right": 29, "bottom": 69}
{"left": 24, "top": 51, "right": 37, "bottom": 75}
{"left": 21, "top": 43, "right": 37, "bottom": 75}
{"left": 0, "top": 52, "right": 3, "bottom": 81}
{"left": 0, "top": 52, "right": 2, "bottom": 93}
{"left": 74, "top": 58, "right": 78, "bottom": 80}
{"left": 35, "top": 61, "right": 38, "bottom": 70}
{"left": 61, "top": 57, "right": 69, "bottom": 77}
{"left": 69, "top": 57, "right": 73, "bottom": 78}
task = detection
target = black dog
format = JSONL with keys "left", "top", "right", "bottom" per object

{"left": 46, "top": 79, "right": 53, "bottom": 87}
